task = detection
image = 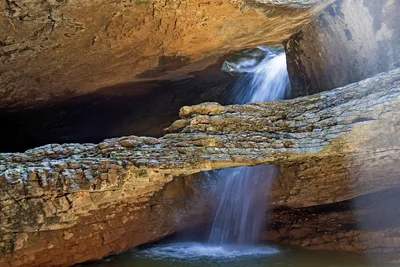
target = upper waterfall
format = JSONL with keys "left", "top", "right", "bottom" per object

{"left": 225, "top": 47, "right": 290, "bottom": 104}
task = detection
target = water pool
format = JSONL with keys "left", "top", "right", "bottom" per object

{"left": 82, "top": 242, "right": 378, "bottom": 267}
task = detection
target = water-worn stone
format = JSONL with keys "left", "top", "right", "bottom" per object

{"left": 1, "top": 68, "right": 400, "bottom": 266}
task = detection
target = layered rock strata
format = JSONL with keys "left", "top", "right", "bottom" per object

{"left": 1, "top": 68, "right": 400, "bottom": 266}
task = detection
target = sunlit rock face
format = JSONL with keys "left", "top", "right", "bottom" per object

{"left": 285, "top": 0, "right": 400, "bottom": 98}
{"left": 0, "top": 0, "right": 318, "bottom": 108}
{"left": 0, "top": 0, "right": 331, "bottom": 151}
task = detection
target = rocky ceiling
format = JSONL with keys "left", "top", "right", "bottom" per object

{"left": 0, "top": 0, "right": 331, "bottom": 108}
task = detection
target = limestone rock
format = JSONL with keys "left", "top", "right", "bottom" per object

{"left": 179, "top": 102, "right": 227, "bottom": 118}
{"left": 263, "top": 188, "right": 400, "bottom": 263}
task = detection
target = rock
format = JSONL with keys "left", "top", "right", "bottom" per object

{"left": 221, "top": 47, "right": 268, "bottom": 73}
{"left": 179, "top": 102, "right": 227, "bottom": 118}
{"left": 165, "top": 119, "right": 189, "bottom": 134}
{"left": 0, "top": 0, "right": 322, "bottom": 108}
{"left": 285, "top": 0, "right": 400, "bottom": 98}
{"left": 255, "top": 0, "right": 334, "bottom": 8}
{"left": 263, "top": 188, "right": 400, "bottom": 261}
{"left": 0, "top": 62, "right": 235, "bottom": 152}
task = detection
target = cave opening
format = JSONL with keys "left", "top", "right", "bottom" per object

{"left": 0, "top": 45, "right": 289, "bottom": 153}
{"left": 0, "top": 60, "right": 234, "bottom": 153}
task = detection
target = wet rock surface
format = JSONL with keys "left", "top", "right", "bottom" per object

{"left": 221, "top": 47, "right": 269, "bottom": 73}
{"left": 1, "top": 68, "right": 400, "bottom": 266}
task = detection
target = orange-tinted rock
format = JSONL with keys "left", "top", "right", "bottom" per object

{"left": 0, "top": 0, "right": 320, "bottom": 108}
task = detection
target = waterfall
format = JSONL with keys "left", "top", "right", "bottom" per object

{"left": 207, "top": 166, "right": 279, "bottom": 244}
{"left": 125, "top": 47, "right": 288, "bottom": 261}
{"left": 207, "top": 47, "right": 290, "bottom": 245}
{"left": 228, "top": 47, "right": 289, "bottom": 104}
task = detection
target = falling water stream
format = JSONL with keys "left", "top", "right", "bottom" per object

{"left": 228, "top": 47, "right": 289, "bottom": 104}
{"left": 207, "top": 166, "right": 278, "bottom": 245}
{"left": 84, "top": 47, "right": 371, "bottom": 267}
{"left": 207, "top": 47, "right": 289, "bottom": 245}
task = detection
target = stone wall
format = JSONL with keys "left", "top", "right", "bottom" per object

{"left": 285, "top": 0, "right": 400, "bottom": 98}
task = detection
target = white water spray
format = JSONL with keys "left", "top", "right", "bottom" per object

{"left": 229, "top": 48, "right": 290, "bottom": 104}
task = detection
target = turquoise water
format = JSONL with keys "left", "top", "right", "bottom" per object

{"left": 83, "top": 242, "right": 375, "bottom": 267}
